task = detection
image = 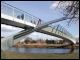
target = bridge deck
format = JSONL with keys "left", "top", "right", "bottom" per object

{"left": 1, "top": 13, "right": 36, "bottom": 29}
{"left": 1, "top": 2, "right": 76, "bottom": 51}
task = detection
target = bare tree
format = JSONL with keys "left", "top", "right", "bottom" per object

{"left": 54, "top": 1, "right": 79, "bottom": 26}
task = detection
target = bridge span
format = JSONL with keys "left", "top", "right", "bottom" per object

{"left": 1, "top": 2, "right": 76, "bottom": 51}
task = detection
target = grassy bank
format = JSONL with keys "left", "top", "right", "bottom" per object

{"left": 1, "top": 51, "right": 79, "bottom": 59}
{"left": 1, "top": 51, "right": 6, "bottom": 59}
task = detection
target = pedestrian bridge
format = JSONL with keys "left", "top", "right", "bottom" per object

{"left": 1, "top": 2, "right": 76, "bottom": 51}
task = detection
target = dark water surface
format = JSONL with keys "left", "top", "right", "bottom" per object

{"left": 6, "top": 47, "right": 79, "bottom": 54}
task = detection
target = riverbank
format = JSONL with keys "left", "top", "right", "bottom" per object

{"left": 1, "top": 51, "right": 79, "bottom": 59}
{"left": 13, "top": 43, "right": 79, "bottom": 49}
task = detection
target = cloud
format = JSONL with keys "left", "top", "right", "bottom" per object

{"left": 1, "top": 24, "right": 22, "bottom": 32}
{"left": 75, "top": 35, "right": 79, "bottom": 38}
{"left": 50, "top": 1, "right": 59, "bottom": 9}
{"left": 28, "top": 32, "right": 62, "bottom": 40}
{"left": 75, "top": 35, "right": 79, "bottom": 42}
{"left": 50, "top": 1, "right": 72, "bottom": 10}
{"left": 30, "top": 32, "right": 40, "bottom": 36}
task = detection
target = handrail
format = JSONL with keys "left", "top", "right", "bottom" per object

{"left": 1, "top": 1, "right": 74, "bottom": 39}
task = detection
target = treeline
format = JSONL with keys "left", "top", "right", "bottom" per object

{"left": 46, "top": 40, "right": 55, "bottom": 44}
{"left": 24, "top": 37, "right": 66, "bottom": 44}
{"left": 24, "top": 37, "right": 45, "bottom": 44}
{"left": 45, "top": 39, "right": 64, "bottom": 44}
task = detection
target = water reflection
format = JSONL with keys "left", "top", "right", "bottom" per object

{"left": 69, "top": 48, "right": 75, "bottom": 53}
{"left": 6, "top": 47, "right": 79, "bottom": 54}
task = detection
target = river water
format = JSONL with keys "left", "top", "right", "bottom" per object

{"left": 6, "top": 47, "right": 79, "bottom": 54}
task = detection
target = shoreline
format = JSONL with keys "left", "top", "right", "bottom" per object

{"left": 13, "top": 44, "right": 79, "bottom": 49}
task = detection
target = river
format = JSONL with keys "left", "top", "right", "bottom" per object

{"left": 6, "top": 47, "right": 79, "bottom": 54}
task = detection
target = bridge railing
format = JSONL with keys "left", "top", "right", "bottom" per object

{"left": 1, "top": 4, "right": 13, "bottom": 16}
{"left": 1, "top": 2, "right": 74, "bottom": 40}
{"left": 1, "top": 2, "right": 45, "bottom": 26}
{"left": 40, "top": 19, "right": 74, "bottom": 39}
{"left": 49, "top": 24, "right": 74, "bottom": 39}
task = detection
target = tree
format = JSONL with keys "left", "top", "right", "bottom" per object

{"left": 37, "top": 38, "right": 43, "bottom": 43}
{"left": 24, "top": 37, "right": 32, "bottom": 44}
{"left": 46, "top": 39, "right": 56, "bottom": 44}
{"left": 51, "top": 40, "right": 55, "bottom": 44}
{"left": 54, "top": 1, "right": 79, "bottom": 26}
{"left": 24, "top": 39, "right": 30, "bottom": 44}
{"left": 59, "top": 40, "right": 63, "bottom": 44}
{"left": 31, "top": 40, "right": 37, "bottom": 43}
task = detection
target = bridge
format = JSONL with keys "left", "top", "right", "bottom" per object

{"left": 1, "top": 2, "right": 76, "bottom": 51}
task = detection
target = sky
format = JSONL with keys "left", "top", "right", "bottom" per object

{"left": 1, "top": 1, "right": 79, "bottom": 41}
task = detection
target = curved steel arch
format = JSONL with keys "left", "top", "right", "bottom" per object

{"left": 1, "top": 2, "right": 76, "bottom": 51}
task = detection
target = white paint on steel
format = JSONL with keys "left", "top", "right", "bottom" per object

{"left": 1, "top": 13, "right": 36, "bottom": 27}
